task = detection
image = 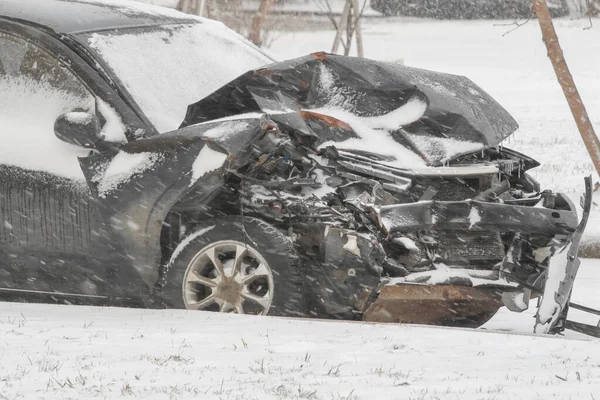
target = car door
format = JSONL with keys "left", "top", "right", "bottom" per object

{"left": 0, "top": 30, "right": 110, "bottom": 298}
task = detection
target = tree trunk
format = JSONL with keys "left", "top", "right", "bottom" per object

{"left": 249, "top": 0, "right": 276, "bottom": 45}
{"left": 352, "top": 0, "right": 365, "bottom": 57}
{"left": 533, "top": 0, "right": 600, "bottom": 177}
{"left": 331, "top": 1, "right": 352, "bottom": 54}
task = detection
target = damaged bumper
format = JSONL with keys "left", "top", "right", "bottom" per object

{"left": 363, "top": 284, "right": 504, "bottom": 326}
{"left": 362, "top": 180, "right": 592, "bottom": 329}
{"left": 371, "top": 193, "right": 578, "bottom": 235}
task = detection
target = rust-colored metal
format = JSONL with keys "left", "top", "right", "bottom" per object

{"left": 253, "top": 68, "right": 272, "bottom": 76}
{"left": 299, "top": 110, "right": 352, "bottom": 130}
{"left": 311, "top": 52, "right": 329, "bottom": 61}
{"left": 363, "top": 284, "right": 504, "bottom": 327}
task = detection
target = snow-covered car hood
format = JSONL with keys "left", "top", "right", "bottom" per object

{"left": 180, "top": 53, "right": 519, "bottom": 166}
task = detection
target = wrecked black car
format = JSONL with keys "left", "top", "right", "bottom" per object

{"left": 0, "top": 0, "right": 591, "bottom": 334}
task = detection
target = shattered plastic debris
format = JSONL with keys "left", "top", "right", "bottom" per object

{"left": 534, "top": 246, "right": 570, "bottom": 333}
{"left": 343, "top": 235, "right": 361, "bottom": 257}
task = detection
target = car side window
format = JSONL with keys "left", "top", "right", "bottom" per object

{"left": 0, "top": 32, "right": 95, "bottom": 180}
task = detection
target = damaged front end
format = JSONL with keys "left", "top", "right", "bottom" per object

{"left": 180, "top": 53, "right": 591, "bottom": 331}
{"left": 228, "top": 126, "right": 589, "bottom": 328}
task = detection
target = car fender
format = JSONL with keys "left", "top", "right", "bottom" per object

{"left": 78, "top": 117, "right": 265, "bottom": 288}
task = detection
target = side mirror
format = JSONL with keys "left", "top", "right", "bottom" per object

{"left": 54, "top": 112, "right": 103, "bottom": 148}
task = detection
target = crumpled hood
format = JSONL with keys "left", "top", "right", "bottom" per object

{"left": 180, "top": 53, "right": 518, "bottom": 165}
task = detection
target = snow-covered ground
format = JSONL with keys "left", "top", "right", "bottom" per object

{"left": 267, "top": 16, "right": 600, "bottom": 240}
{"left": 1, "top": 258, "right": 599, "bottom": 399}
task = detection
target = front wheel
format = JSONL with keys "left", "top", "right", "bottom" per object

{"left": 160, "top": 217, "right": 304, "bottom": 316}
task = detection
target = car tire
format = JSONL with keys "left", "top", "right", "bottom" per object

{"left": 160, "top": 216, "right": 305, "bottom": 317}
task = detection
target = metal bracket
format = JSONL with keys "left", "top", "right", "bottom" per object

{"left": 535, "top": 176, "right": 593, "bottom": 334}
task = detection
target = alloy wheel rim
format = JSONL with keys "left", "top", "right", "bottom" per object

{"left": 182, "top": 240, "right": 274, "bottom": 314}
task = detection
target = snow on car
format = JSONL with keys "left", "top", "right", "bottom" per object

{"left": 0, "top": 0, "right": 594, "bottom": 336}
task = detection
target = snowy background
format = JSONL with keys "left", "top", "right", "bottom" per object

{"left": 2, "top": 2, "right": 600, "bottom": 399}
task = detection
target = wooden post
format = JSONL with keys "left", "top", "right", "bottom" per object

{"left": 332, "top": 0, "right": 365, "bottom": 57}
{"left": 249, "top": 0, "right": 276, "bottom": 45}
{"left": 533, "top": 0, "right": 600, "bottom": 177}
{"left": 332, "top": 1, "right": 351, "bottom": 54}
{"left": 352, "top": 0, "right": 364, "bottom": 57}
{"left": 345, "top": 3, "right": 354, "bottom": 55}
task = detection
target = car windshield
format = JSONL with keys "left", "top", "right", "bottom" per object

{"left": 79, "top": 22, "right": 273, "bottom": 133}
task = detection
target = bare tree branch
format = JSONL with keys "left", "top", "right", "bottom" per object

{"left": 319, "top": 0, "right": 340, "bottom": 31}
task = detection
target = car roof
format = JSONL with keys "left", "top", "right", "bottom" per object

{"left": 0, "top": 0, "right": 198, "bottom": 34}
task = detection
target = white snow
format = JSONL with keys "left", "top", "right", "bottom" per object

{"left": 393, "top": 237, "right": 419, "bottom": 252}
{"left": 64, "top": 112, "right": 94, "bottom": 124}
{"left": 202, "top": 112, "right": 265, "bottom": 123}
{"left": 407, "top": 133, "right": 485, "bottom": 163}
{"left": 398, "top": 263, "right": 517, "bottom": 288}
{"left": 167, "top": 225, "right": 216, "bottom": 267}
{"left": 312, "top": 64, "right": 482, "bottom": 167}
{"left": 0, "top": 76, "right": 94, "bottom": 180}
{"left": 2, "top": 260, "right": 600, "bottom": 399}
{"left": 361, "top": 96, "right": 428, "bottom": 130}
{"left": 201, "top": 120, "right": 252, "bottom": 140}
{"left": 96, "top": 97, "right": 128, "bottom": 143}
{"left": 468, "top": 206, "right": 482, "bottom": 228}
{"left": 94, "top": 151, "right": 161, "bottom": 197}
{"left": 86, "top": 22, "right": 271, "bottom": 133}
{"left": 190, "top": 145, "right": 228, "bottom": 186}
{"left": 313, "top": 107, "right": 428, "bottom": 168}
{"left": 131, "top": 0, "right": 178, "bottom": 7}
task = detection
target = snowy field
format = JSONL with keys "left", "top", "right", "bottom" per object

{"left": 1, "top": 258, "right": 599, "bottom": 400}
{"left": 267, "top": 16, "right": 600, "bottom": 241}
